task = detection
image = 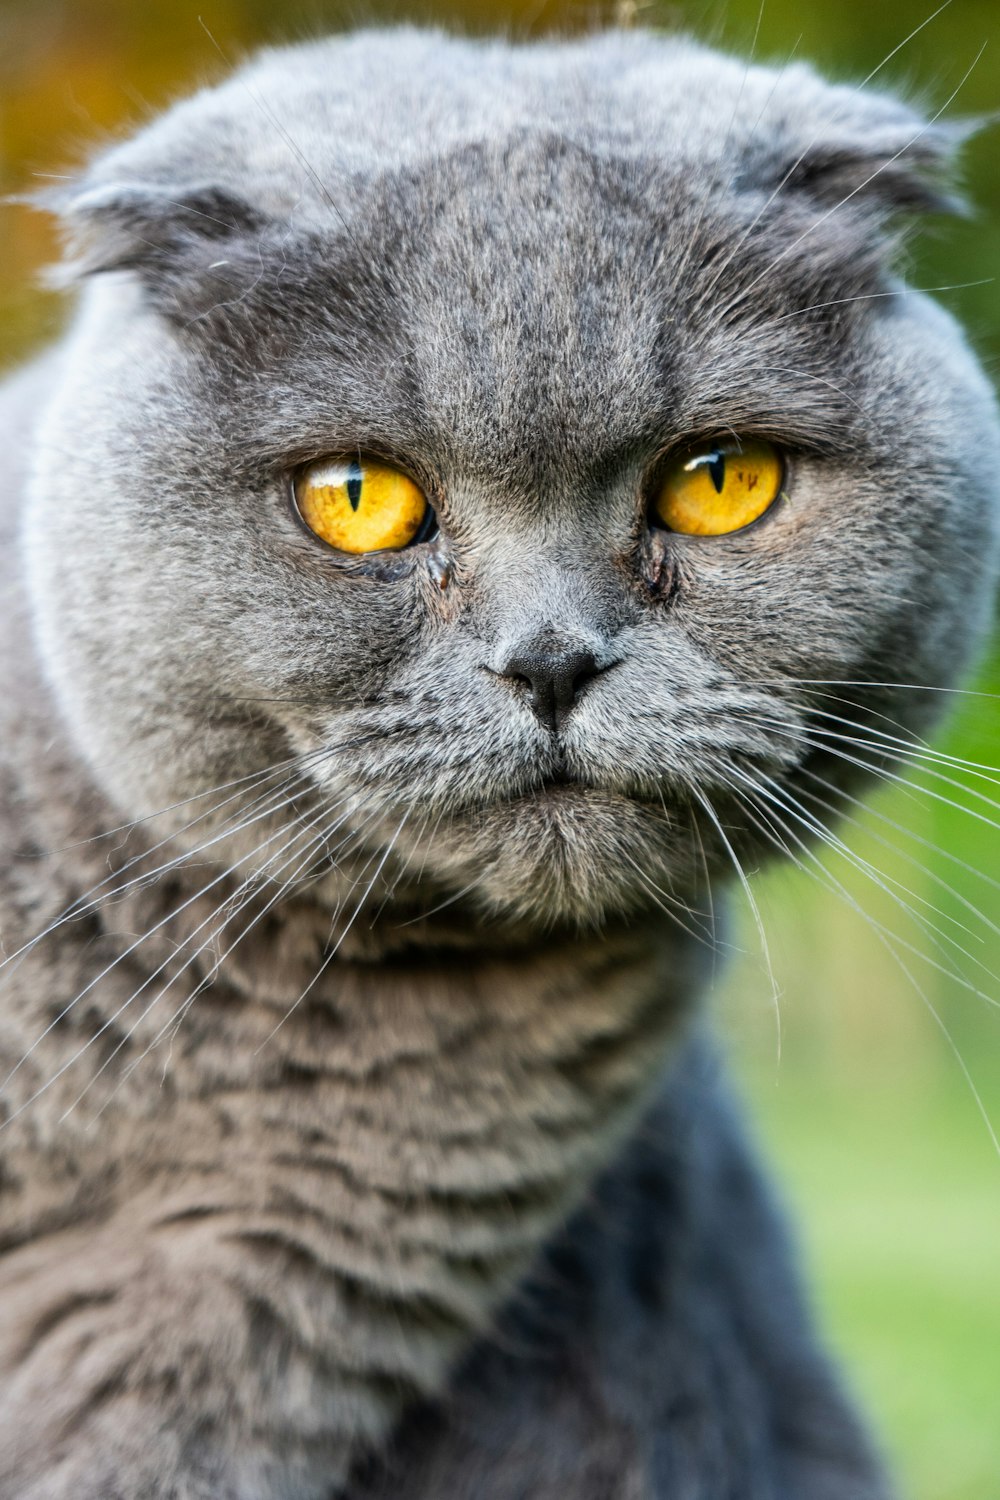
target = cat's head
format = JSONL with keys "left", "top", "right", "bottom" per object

{"left": 24, "top": 30, "right": 1000, "bottom": 931}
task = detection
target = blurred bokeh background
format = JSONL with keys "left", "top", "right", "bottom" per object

{"left": 2, "top": 1, "right": 998, "bottom": 1495}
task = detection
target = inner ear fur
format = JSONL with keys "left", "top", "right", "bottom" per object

{"left": 780, "top": 131, "right": 966, "bottom": 217}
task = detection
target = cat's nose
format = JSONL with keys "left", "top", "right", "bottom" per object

{"left": 499, "top": 642, "right": 602, "bottom": 733}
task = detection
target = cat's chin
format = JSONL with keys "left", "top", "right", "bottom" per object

{"left": 391, "top": 785, "right": 699, "bottom": 932}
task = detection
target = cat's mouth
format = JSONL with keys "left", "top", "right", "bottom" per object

{"left": 519, "top": 758, "right": 610, "bottom": 805}
{"left": 518, "top": 778, "right": 588, "bottom": 807}
{"left": 499, "top": 742, "right": 656, "bottom": 809}
{"left": 536, "top": 756, "right": 576, "bottom": 790}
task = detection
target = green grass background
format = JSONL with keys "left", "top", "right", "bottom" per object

{"left": 2, "top": 1, "right": 999, "bottom": 1495}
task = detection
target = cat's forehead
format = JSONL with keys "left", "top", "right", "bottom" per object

{"left": 72, "top": 28, "right": 946, "bottom": 494}
{"left": 363, "top": 134, "right": 687, "bottom": 476}
{"left": 225, "top": 126, "right": 863, "bottom": 495}
{"left": 89, "top": 29, "right": 895, "bottom": 218}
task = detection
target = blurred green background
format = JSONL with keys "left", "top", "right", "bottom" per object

{"left": 1, "top": 2, "right": 998, "bottom": 1495}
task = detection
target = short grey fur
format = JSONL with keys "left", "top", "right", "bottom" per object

{"left": 0, "top": 26, "right": 997, "bottom": 1499}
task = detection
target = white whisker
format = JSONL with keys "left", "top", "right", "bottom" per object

{"left": 692, "top": 784, "right": 782, "bottom": 1056}
{"left": 0, "top": 773, "right": 338, "bottom": 1110}
{"left": 724, "top": 768, "right": 1000, "bottom": 1157}
{"left": 255, "top": 808, "right": 412, "bottom": 1053}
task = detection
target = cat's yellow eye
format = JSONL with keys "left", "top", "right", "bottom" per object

{"left": 654, "top": 438, "right": 784, "bottom": 536}
{"left": 294, "top": 458, "right": 431, "bottom": 554}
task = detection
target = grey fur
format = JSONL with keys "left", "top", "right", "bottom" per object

{"left": 0, "top": 26, "right": 997, "bottom": 1499}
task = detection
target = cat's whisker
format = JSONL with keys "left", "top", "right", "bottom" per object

{"left": 25, "top": 751, "right": 307, "bottom": 857}
{"left": 788, "top": 690, "right": 939, "bottom": 749}
{"left": 797, "top": 728, "right": 1000, "bottom": 831}
{"left": 415, "top": 803, "right": 458, "bottom": 884}
{"left": 146, "top": 790, "right": 385, "bottom": 1004}
{"left": 728, "top": 764, "right": 1000, "bottom": 1005}
{"left": 617, "top": 847, "right": 716, "bottom": 947}
{"left": 0, "top": 750, "right": 329, "bottom": 994}
{"left": 733, "top": 765, "right": 1000, "bottom": 1021}
{"left": 0, "top": 801, "right": 327, "bottom": 1124}
{"left": 655, "top": 784, "right": 727, "bottom": 947}
{"left": 731, "top": 708, "right": 1000, "bottom": 832}
{"left": 683, "top": 792, "right": 722, "bottom": 965}
{"left": 0, "top": 761, "right": 301, "bottom": 980}
{"left": 145, "top": 842, "right": 339, "bottom": 1080}
{"left": 723, "top": 770, "right": 1000, "bottom": 1158}
{"left": 760, "top": 364, "right": 867, "bottom": 415}
{"left": 420, "top": 804, "right": 479, "bottom": 900}
{"left": 797, "top": 761, "right": 1000, "bottom": 896}
{"left": 393, "top": 877, "right": 482, "bottom": 929}
{"left": 772, "top": 278, "right": 994, "bottom": 323}
{"left": 37, "top": 785, "right": 383, "bottom": 1126}
{"left": 788, "top": 806, "right": 1000, "bottom": 1019}
{"left": 796, "top": 765, "right": 1000, "bottom": 935}
{"left": 323, "top": 817, "right": 405, "bottom": 939}
{"left": 745, "top": 738, "right": 1000, "bottom": 947}
{"left": 731, "top": 764, "right": 923, "bottom": 919}
{"left": 255, "top": 809, "right": 413, "bottom": 1053}
{"left": 874, "top": 935, "right": 1000, "bottom": 1160}
{"left": 2, "top": 870, "right": 274, "bottom": 1129}
{"left": 734, "top": 687, "right": 1000, "bottom": 780}
{"left": 798, "top": 687, "right": 996, "bottom": 770}
{"left": 691, "top": 784, "right": 782, "bottom": 1056}
{"left": 196, "top": 17, "right": 357, "bottom": 242}
{"left": 0, "top": 730, "right": 389, "bottom": 997}
{"left": 779, "top": 700, "right": 1000, "bottom": 784}
{"left": 70, "top": 807, "right": 347, "bottom": 1123}
{"left": 367, "top": 803, "right": 436, "bottom": 928}
{"left": 661, "top": 0, "right": 773, "bottom": 307}
{"left": 67, "top": 866, "right": 314, "bottom": 1120}
{"left": 726, "top": 759, "right": 970, "bottom": 978}
{"left": 0, "top": 771, "right": 342, "bottom": 1100}
{"left": 790, "top": 784, "right": 984, "bottom": 952}
{"left": 803, "top": 714, "right": 1000, "bottom": 798}
{"left": 758, "top": 675, "right": 1000, "bottom": 704}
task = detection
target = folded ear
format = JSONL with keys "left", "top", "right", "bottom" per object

{"left": 778, "top": 126, "right": 967, "bottom": 218}
{"left": 41, "top": 179, "right": 272, "bottom": 322}
{"left": 747, "top": 80, "right": 973, "bottom": 220}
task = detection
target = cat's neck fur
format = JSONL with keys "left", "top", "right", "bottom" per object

{"left": 0, "top": 725, "right": 703, "bottom": 1484}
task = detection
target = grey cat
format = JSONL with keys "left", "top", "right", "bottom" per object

{"left": 0, "top": 24, "right": 996, "bottom": 1500}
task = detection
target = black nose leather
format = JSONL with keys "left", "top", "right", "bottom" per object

{"left": 500, "top": 644, "right": 601, "bottom": 732}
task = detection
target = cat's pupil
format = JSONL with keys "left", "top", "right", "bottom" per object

{"left": 708, "top": 452, "right": 726, "bottom": 494}
{"left": 346, "top": 461, "right": 363, "bottom": 511}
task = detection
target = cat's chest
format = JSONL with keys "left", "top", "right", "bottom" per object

{"left": 0, "top": 901, "right": 695, "bottom": 1233}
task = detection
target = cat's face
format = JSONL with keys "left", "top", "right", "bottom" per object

{"left": 23, "top": 31, "right": 1000, "bottom": 929}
